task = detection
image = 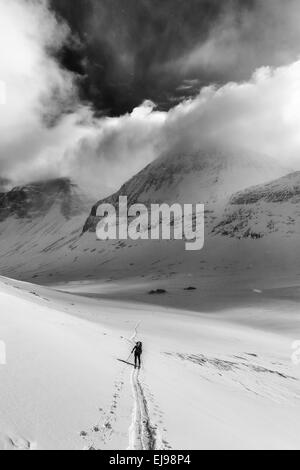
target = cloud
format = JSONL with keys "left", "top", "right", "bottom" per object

{"left": 2, "top": 0, "right": 300, "bottom": 200}
{"left": 73, "top": 59, "right": 300, "bottom": 195}
{"left": 50, "top": 0, "right": 229, "bottom": 114}
{"left": 162, "top": 61, "right": 300, "bottom": 163}
{"left": 61, "top": 101, "right": 166, "bottom": 196}
{"left": 0, "top": 0, "right": 163, "bottom": 197}
{"left": 61, "top": 59, "right": 300, "bottom": 196}
{"left": 0, "top": 0, "right": 92, "bottom": 184}
{"left": 169, "top": 0, "right": 300, "bottom": 81}
{"left": 50, "top": 0, "right": 300, "bottom": 114}
{"left": 0, "top": 0, "right": 72, "bottom": 134}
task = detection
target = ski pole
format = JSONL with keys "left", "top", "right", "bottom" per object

{"left": 126, "top": 352, "right": 133, "bottom": 362}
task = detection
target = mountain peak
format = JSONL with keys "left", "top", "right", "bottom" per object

{"left": 213, "top": 171, "right": 300, "bottom": 239}
{"left": 0, "top": 177, "right": 89, "bottom": 222}
{"left": 83, "top": 146, "right": 286, "bottom": 233}
{"left": 230, "top": 171, "right": 300, "bottom": 205}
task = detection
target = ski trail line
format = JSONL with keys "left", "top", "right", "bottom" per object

{"left": 129, "top": 368, "right": 156, "bottom": 450}
{"left": 129, "top": 321, "right": 141, "bottom": 344}
{"left": 127, "top": 321, "right": 156, "bottom": 450}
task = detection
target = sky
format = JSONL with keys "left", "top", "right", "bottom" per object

{"left": 1, "top": 0, "right": 300, "bottom": 197}
{"left": 49, "top": 0, "right": 300, "bottom": 116}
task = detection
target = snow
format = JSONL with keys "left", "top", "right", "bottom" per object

{"left": 214, "top": 171, "right": 300, "bottom": 239}
{"left": 0, "top": 147, "right": 290, "bottom": 286}
{"left": 0, "top": 277, "right": 132, "bottom": 450}
{"left": 0, "top": 150, "right": 299, "bottom": 450}
{"left": 0, "top": 275, "right": 299, "bottom": 450}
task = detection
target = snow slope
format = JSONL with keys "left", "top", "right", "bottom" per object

{"left": 0, "top": 178, "right": 92, "bottom": 282}
{"left": 213, "top": 171, "right": 300, "bottom": 239}
{"left": 0, "top": 276, "right": 299, "bottom": 450}
{"left": 83, "top": 145, "right": 285, "bottom": 232}
{"left": 0, "top": 147, "right": 288, "bottom": 285}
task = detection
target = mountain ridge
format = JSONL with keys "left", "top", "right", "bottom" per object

{"left": 213, "top": 171, "right": 300, "bottom": 239}
{"left": 0, "top": 177, "right": 90, "bottom": 222}
{"left": 0, "top": 153, "right": 296, "bottom": 285}
{"left": 83, "top": 146, "right": 286, "bottom": 233}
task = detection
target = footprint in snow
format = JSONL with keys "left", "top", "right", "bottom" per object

{"left": 3, "top": 435, "right": 36, "bottom": 450}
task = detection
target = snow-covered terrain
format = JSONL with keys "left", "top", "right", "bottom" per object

{"left": 0, "top": 178, "right": 92, "bottom": 282}
{"left": 0, "top": 149, "right": 299, "bottom": 450}
{"left": 214, "top": 171, "right": 300, "bottom": 239}
{"left": 0, "top": 146, "right": 288, "bottom": 284}
{"left": 0, "top": 275, "right": 299, "bottom": 450}
{"left": 83, "top": 145, "right": 285, "bottom": 232}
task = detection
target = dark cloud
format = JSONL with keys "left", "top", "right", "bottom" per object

{"left": 50, "top": 0, "right": 261, "bottom": 115}
{"left": 3, "top": 0, "right": 300, "bottom": 196}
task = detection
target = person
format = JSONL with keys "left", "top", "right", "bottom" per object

{"left": 132, "top": 341, "right": 143, "bottom": 369}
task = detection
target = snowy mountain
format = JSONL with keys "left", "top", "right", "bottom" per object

{"left": 83, "top": 146, "right": 285, "bottom": 233}
{"left": 0, "top": 149, "right": 292, "bottom": 286}
{"left": 0, "top": 178, "right": 92, "bottom": 282}
{"left": 0, "top": 178, "right": 86, "bottom": 222}
{"left": 213, "top": 172, "right": 300, "bottom": 239}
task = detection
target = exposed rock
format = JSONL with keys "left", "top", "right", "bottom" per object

{"left": 213, "top": 172, "right": 300, "bottom": 239}
{"left": 0, "top": 178, "right": 88, "bottom": 222}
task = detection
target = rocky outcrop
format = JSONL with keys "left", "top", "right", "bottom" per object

{"left": 0, "top": 178, "right": 88, "bottom": 222}
{"left": 213, "top": 172, "right": 300, "bottom": 239}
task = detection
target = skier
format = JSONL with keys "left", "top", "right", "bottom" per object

{"left": 132, "top": 341, "right": 143, "bottom": 369}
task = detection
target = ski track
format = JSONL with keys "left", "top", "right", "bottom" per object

{"left": 81, "top": 321, "right": 157, "bottom": 451}
{"left": 128, "top": 322, "right": 156, "bottom": 450}
{"left": 129, "top": 368, "right": 156, "bottom": 450}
